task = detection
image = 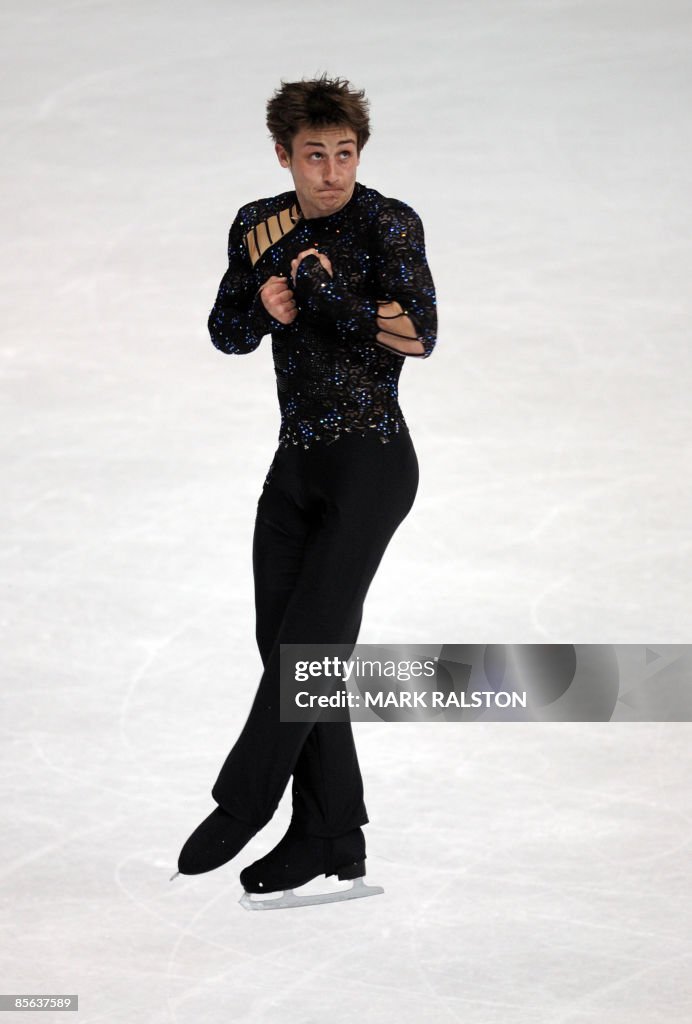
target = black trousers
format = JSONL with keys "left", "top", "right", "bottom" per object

{"left": 211, "top": 428, "right": 419, "bottom": 837}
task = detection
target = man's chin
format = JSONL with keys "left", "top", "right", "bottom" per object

{"left": 317, "top": 190, "right": 347, "bottom": 210}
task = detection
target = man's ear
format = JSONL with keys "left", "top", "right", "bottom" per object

{"left": 275, "top": 142, "right": 290, "bottom": 168}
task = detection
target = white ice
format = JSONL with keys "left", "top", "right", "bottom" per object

{"left": 1, "top": 0, "right": 691, "bottom": 1021}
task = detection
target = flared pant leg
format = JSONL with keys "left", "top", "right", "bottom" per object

{"left": 211, "top": 429, "right": 419, "bottom": 837}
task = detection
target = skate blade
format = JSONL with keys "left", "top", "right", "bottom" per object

{"left": 239, "top": 876, "right": 384, "bottom": 911}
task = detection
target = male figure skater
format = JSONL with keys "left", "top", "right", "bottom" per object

{"left": 174, "top": 73, "right": 437, "bottom": 909}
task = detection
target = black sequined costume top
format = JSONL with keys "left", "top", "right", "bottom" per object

{"left": 207, "top": 180, "right": 437, "bottom": 449}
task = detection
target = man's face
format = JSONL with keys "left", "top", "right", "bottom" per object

{"left": 275, "top": 124, "right": 360, "bottom": 220}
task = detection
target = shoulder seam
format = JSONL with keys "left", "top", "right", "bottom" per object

{"left": 237, "top": 191, "right": 296, "bottom": 225}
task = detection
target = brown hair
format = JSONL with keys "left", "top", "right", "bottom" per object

{"left": 266, "top": 73, "right": 371, "bottom": 157}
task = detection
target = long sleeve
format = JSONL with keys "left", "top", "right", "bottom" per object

{"left": 292, "top": 201, "right": 437, "bottom": 358}
{"left": 207, "top": 210, "right": 286, "bottom": 354}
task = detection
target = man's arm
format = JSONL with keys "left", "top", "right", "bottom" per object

{"left": 291, "top": 201, "right": 437, "bottom": 358}
{"left": 375, "top": 300, "right": 427, "bottom": 357}
{"left": 208, "top": 210, "right": 287, "bottom": 354}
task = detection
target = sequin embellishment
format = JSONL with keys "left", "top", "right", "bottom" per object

{"left": 207, "top": 180, "right": 437, "bottom": 452}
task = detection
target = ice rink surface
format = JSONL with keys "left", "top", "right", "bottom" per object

{"left": 2, "top": 0, "right": 691, "bottom": 1020}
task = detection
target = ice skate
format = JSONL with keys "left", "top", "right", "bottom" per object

{"left": 239, "top": 874, "right": 384, "bottom": 910}
{"left": 238, "top": 820, "right": 384, "bottom": 910}
{"left": 173, "top": 805, "right": 258, "bottom": 877}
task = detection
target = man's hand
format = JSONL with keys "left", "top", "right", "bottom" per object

{"left": 259, "top": 275, "right": 297, "bottom": 324}
{"left": 291, "top": 248, "right": 333, "bottom": 287}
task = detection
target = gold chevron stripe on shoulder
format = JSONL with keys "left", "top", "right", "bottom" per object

{"left": 245, "top": 203, "right": 301, "bottom": 266}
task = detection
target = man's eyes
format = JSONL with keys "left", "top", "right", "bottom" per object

{"left": 308, "top": 151, "right": 354, "bottom": 160}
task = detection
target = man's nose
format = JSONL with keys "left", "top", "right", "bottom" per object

{"left": 322, "top": 158, "right": 339, "bottom": 182}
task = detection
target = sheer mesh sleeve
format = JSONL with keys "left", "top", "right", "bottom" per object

{"left": 207, "top": 210, "right": 286, "bottom": 354}
{"left": 292, "top": 201, "right": 437, "bottom": 358}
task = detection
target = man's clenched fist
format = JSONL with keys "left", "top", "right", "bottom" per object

{"left": 259, "top": 275, "right": 297, "bottom": 324}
